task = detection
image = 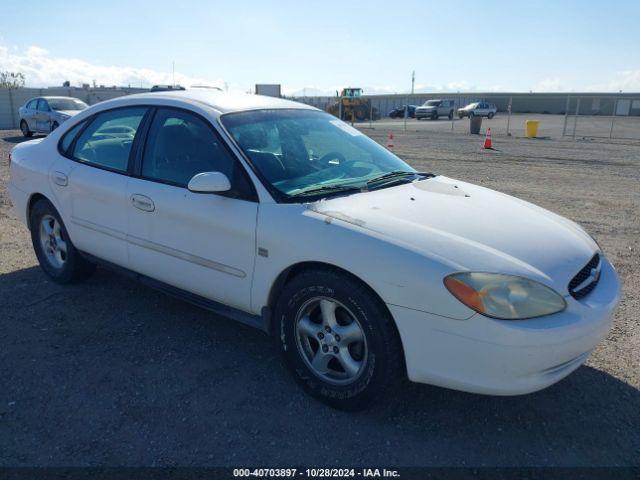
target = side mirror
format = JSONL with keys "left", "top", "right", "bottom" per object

{"left": 187, "top": 171, "right": 231, "bottom": 193}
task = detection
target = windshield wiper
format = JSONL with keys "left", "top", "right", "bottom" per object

{"left": 288, "top": 184, "right": 364, "bottom": 198}
{"left": 366, "top": 171, "right": 434, "bottom": 189}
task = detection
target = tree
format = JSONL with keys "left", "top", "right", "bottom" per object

{"left": 0, "top": 71, "right": 26, "bottom": 89}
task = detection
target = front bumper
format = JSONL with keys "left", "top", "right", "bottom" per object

{"left": 415, "top": 110, "right": 436, "bottom": 118}
{"left": 389, "top": 257, "right": 621, "bottom": 395}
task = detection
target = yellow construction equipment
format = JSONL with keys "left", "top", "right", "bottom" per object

{"left": 328, "top": 88, "right": 378, "bottom": 122}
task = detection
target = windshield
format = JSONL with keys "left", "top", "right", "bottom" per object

{"left": 465, "top": 103, "right": 479, "bottom": 109}
{"left": 47, "top": 98, "right": 88, "bottom": 111}
{"left": 222, "top": 109, "right": 416, "bottom": 200}
{"left": 424, "top": 100, "right": 441, "bottom": 106}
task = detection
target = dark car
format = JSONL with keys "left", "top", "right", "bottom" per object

{"left": 388, "top": 105, "right": 417, "bottom": 118}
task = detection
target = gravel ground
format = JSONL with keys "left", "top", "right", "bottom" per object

{"left": 0, "top": 128, "right": 639, "bottom": 467}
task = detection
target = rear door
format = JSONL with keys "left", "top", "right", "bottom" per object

{"left": 50, "top": 106, "right": 149, "bottom": 268}
{"left": 35, "top": 99, "right": 51, "bottom": 132}
{"left": 23, "top": 99, "right": 38, "bottom": 130}
{"left": 126, "top": 107, "right": 258, "bottom": 311}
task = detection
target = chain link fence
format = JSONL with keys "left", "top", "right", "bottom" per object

{"left": 292, "top": 93, "right": 640, "bottom": 140}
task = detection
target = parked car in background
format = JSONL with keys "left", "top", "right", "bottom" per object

{"left": 19, "top": 97, "right": 89, "bottom": 137}
{"left": 458, "top": 102, "right": 497, "bottom": 119}
{"left": 8, "top": 90, "right": 620, "bottom": 410}
{"left": 388, "top": 105, "right": 417, "bottom": 118}
{"left": 415, "top": 99, "right": 455, "bottom": 120}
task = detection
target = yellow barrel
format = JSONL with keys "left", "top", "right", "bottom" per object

{"left": 525, "top": 120, "right": 540, "bottom": 138}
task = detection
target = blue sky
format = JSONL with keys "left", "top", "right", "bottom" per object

{"left": 1, "top": 0, "right": 639, "bottom": 94}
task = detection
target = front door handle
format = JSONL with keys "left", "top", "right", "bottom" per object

{"left": 131, "top": 194, "right": 155, "bottom": 212}
{"left": 52, "top": 171, "right": 68, "bottom": 186}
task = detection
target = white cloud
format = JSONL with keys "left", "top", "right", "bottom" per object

{"left": 585, "top": 69, "right": 640, "bottom": 92}
{"left": 0, "top": 44, "right": 225, "bottom": 89}
{"left": 532, "top": 77, "right": 565, "bottom": 92}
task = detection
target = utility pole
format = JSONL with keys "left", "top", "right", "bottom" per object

{"left": 411, "top": 70, "right": 415, "bottom": 95}
{"left": 172, "top": 61, "right": 175, "bottom": 87}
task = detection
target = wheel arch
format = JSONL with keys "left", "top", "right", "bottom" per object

{"left": 26, "top": 193, "right": 51, "bottom": 230}
{"left": 266, "top": 260, "right": 408, "bottom": 376}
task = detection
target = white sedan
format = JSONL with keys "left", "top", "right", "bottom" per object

{"left": 8, "top": 90, "right": 621, "bottom": 409}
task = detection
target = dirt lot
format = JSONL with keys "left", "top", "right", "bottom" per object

{"left": 0, "top": 127, "right": 639, "bottom": 467}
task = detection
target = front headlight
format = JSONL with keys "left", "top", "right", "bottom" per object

{"left": 444, "top": 272, "right": 566, "bottom": 320}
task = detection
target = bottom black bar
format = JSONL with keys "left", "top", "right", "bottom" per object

{"left": 0, "top": 467, "right": 639, "bottom": 480}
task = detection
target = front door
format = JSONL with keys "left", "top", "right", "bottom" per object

{"left": 126, "top": 107, "right": 258, "bottom": 311}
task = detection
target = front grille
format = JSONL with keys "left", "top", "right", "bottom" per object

{"left": 568, "top": 253, "right": 601, "bottom": 300}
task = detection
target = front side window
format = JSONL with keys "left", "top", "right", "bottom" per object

{"left": 222, "top": 109, "right": 416, "bottom": 200}
{"left": 26, "top": 99, "right": 38, "bottom": 110}
{"left": 141, "top": 108, "right": 253, "bottom": 196}
{"left": 37, "top": 100, "right": 50, "bottom": 112}
{"left": 72, "top": 107, "right": 146, "bottom": 172}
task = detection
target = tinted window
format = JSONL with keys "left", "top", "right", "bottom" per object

{"left": 72, "top": 108, "right": 146, "bottom": 172}
{"left": 142, "top": 108, "right": 251, "bottom": 193}
{"left": 59, "top": 121, "right": 87, "bottom": 153}
{"left": 48, "top": 98, "right": 88, "bottom": 111}
{"left": 26, "top": 99, "right": 38, "bottom": 110}
{"left": 37, "top": 100, "right": 49, "bottom": 112}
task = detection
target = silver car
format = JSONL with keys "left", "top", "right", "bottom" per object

{"left": 415, "top": 99, "right": 455, "bottom": 120}
{"left": 19, "top": 96, "right": 88, "bottom": 137}
{"left": 457, "top": 102, "right": 497, "bottom": 119}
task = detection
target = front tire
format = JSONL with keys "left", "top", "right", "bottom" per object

{"left": 20, "top": 120, "right": 33, "bottom": 138}
{"left": 487, "top": 112, "right": 495, "bottom": 119}
{"left": 30, "top": 199, "right": 95, "bottom": 284}
{"left": 275, "top": 268, "right": 404, "bottom": 410}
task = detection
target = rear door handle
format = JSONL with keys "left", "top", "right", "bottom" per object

{"left": 131, "top": 194, "right": 155, "bottom": 212}
{"left": 52, "top": 171, "right": 68, "bottom": 186}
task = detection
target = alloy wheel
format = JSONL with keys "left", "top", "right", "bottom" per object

{"left": 295, "top": 297, "right": 368, "bottom": 385}
{"left": 39, "top": 214, "right": 67, "bottom": 269}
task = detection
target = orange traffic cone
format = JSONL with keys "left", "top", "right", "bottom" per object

{"left": 483, "top": 128, "right": 493, "bottom": 149}
{"left": 387, "top": 132, "right": 394, "bottom": 149}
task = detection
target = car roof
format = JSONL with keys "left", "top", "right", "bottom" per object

{"left": 118, "top": 89, "right": 317, "bottom": 115}
{"left": 36, "top": 96, "right": 86, "bottom": 101}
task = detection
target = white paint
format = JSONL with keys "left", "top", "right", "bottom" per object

{"left": 7, "top": 89, "right": 621, "bottom": 396}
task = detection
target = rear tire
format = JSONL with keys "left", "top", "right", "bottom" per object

{"left": 275, "top": 268, "right": 404, "bottom": 410}
{"left": 30, "top": 199, "right": 96, "bottom": 284}
{"left": 20, "top": 120, "right": 33, "bottom": 138}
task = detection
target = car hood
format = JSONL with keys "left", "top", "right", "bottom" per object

{"left": 308, "top": 176, "right": 597, "bottom": 295}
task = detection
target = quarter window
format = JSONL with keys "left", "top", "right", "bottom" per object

{"left": 141, "top": 108, "right": 251, "bottom": 194}
{"left": 59, "top": 120, "right": 87, "bottom": 153}
{"left": 72, "top": 107, "right": 146, "bottom": 172}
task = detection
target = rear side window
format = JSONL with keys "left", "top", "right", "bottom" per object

{"left": 141, "top": 108, "right": 254, "bottom": 197}
{"left": 72, "top": 107, "right": 146, "bottom": 172}
{"left": 59, "top": 121, "right": 86, "bottom": 153}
